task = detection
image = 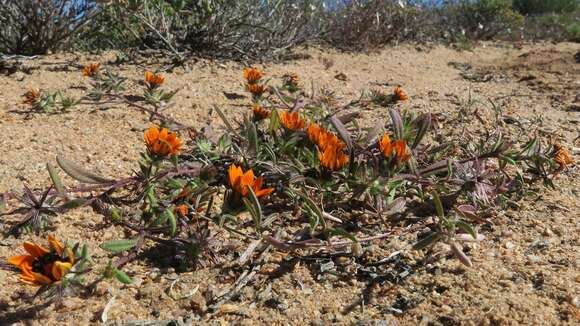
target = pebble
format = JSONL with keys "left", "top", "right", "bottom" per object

{"left": 504, "top": 241, "right": 515, "bottom": 249}
{"left": 527, "top": 255, "right": 541, "bottom": 264}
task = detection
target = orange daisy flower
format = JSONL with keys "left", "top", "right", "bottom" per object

{"left": 145, "top": 71, "right": 165, "bottom": 88}
{"left": 319, "top": 143, "right": 349, "bottom": 171}
{"left": 307, "top": 123, "right": 345, "bottom": 152}
{"left": 243, "top": 67, "right": 263, "bottom": 84}
{"left": 552, "top": 144, "right": 575, "bottom": 176}
{"left": 379, "top": 134, "right": 411, "bottom": 163}
{"left": 228, "top": 165, "right": 274, "bottom": 198}
{"left": 143, "top": 126, "right": 183, "bottom": 157}
{"left": 175, "top": 204, "right": 189, "bottom": 217}
{"left": 8, "top": 235, "right": 75, "bottom": 286}
{"left": 23, "top": 88, "right": 40, "bottom": 105}
{"left": 83, "top": 63, "right": 100, "bottom": 77}
{"left": 393, "top": 86, "right": 408, "bottom": 102}
{"left": 279, "top": 111, "right": 306, "bottom": 131}
{"left": 246, "top": 83, "right": 267, "bottom": 97}
{"left": 251, "top": 104, "right": 271, "bottom": 121}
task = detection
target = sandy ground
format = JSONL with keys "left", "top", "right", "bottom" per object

{"left": 0, "top": 42, "right": 579, "bottom": 325}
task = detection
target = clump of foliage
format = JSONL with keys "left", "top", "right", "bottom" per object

{"left": 1, "top": 64, "right": 574, "bottom": 309}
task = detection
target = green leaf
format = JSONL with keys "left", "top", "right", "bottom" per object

{"left": 112, "top": 268, "right": 133, "bottom": 284}
{"left": 411, "top": 113, "right": 431, "bottom": 149}
{"left": 59, "top": 198, "right": 87, "bottom": 209}
{"left": 246, "top": 119, "right": 259, "bottom": 154}
{"left": 81, "top": 243, "right": 89, "bottom": 260}
{"left": 412, "top": 232, "right": 443, "bottom": 250}
{"left": 243, "top": 187, "right": 262, "bottom": 230}
{"left": 56, "top": 155, "right": 113, "bottom": 184}
{"left": 269, "top": 109, "right": 280, "bottom": 132}
{"left": 389, "top": 109, "right": 404, "bottom": 140}
{"left": 166, "top": 208, "right": 177, "bottom": 236}
{"left": 47, "top": 163, "right": 65, "bottom": 196}
{"left": 100, "top": 239, "right": 138, "bottom": 253}
{"left": 431, "top": 191, "right": 445, "bottom": 218}
{"left": 329, "top": 115, "right": 353, "bottom": 151}
{"left": 456, "top": 220, "right": 477, "bottom": 241}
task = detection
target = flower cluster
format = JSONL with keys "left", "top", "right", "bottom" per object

{"left": 308, "top": 123, "right": 349, "bottom": 171}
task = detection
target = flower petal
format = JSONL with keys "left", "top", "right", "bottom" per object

{"left": 51, "top": 261, "right": 72, "bottom": 281}
{"left": 23, "top": 242, "right": 49, "bottom": 258}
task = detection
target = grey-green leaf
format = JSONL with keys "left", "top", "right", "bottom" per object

{"left": 100, "top": 239, "right": 138, "bottom": 253}
{"left": 112, "top": 268, "right": 134, "bottom": 284}
{"left": 47, "top": 163, "right": 65, "bottom": 196}
{"left": 57, "top": 155, "right": 113, "bottom": 184}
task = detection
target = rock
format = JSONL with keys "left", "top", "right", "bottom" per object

{"left": 13, "top": 72, "right": 25, "bottom": 81}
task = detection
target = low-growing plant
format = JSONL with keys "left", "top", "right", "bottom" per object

{"left": 1, "top": 65, "right": 575, "bottom": 310}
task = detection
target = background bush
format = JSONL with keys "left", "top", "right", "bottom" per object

{"left": 1, "top": 0, "right": 578, "bottom": 58}
{"left": 0, "top": 0, "right": 96, "bottom": 55}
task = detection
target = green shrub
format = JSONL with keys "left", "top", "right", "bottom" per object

{"left": 513, "top": 0, "right": 579, "bottom": 15}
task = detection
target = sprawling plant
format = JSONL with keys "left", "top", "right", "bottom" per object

{"left": 1, "top": 63, "right": 574, "bottom": 309}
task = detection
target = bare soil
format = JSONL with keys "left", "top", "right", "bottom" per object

{"left": 0, "top": 42, "right": 578, "bottom": 325}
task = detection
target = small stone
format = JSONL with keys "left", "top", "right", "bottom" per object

{"left": 505, "top": 241, "right": 515, "bottom": 249}
{"left": 527, "top": 255, "right": 541, "bottom": 264}
{"left": 13, "top": 72, "right": 25, "bottom": 81}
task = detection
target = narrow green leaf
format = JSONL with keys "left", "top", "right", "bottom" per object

{"left": 411, "top": 113, "right": 431, "bottom": 149}
{"left": 248, "top": 187, "right": 262, "bottom": 229}
{"left": 59, "top": 198, "right": 87, "bottom": 209}
{"left": 56, "top": 155, "right": 113, "bottom": 184}
{"left": 431, "top": 191, "right": 445, "bottom": 218}
{"left": 81, "top": 243, "right": 89, "bottom": 260}
{"left": 329, "top": 115, "right": 353, "bottom": 151}
{"left": 456, "top": 220, "right": 477, "bottom": 241}
{"left": 47, "top": 163, "right": 65, "bottom": 195}
{"left": 100, "top": 239, "right": 138, "bottom": 253}
{"left": 269, "top": 109, "right": 280, "bottom": 132}
{"left": 246, "top": 119, "right": 259, "bottom": 154}
{"left": 412, "top": 232, "right": 443, "bottom": 250}
{"left": 389, "top": 109, "right": 404, "bottom": 140}
{"left": 166, "top": 208, "right": 177, "bottom": 236}
{"left": 112, "top": 268, "right": 133, "bottom": 284}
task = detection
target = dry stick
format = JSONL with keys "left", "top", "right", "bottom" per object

{"left": 206, "top": 233, "right": 277, "bottom": 315}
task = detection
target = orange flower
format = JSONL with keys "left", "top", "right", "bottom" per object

{"left": 319, "top": 143, "right": 349, "bottom": 171}
{"left": 145, "top": 71, "right": 165, "bottom": 88}
{"left": 393, "top": 86, "right": 408, "bottom": 102}
{"left": 228, "top": 165, "right": 274, "bottom": 198}
{"left": 552, "top": 144, "right": 574, "bottom": 176}
{"left": 23, "top": 88, "right": 40, "bottom": 105}
{"left": 175, "top": 204, "right": 189, "bottom": 217}
{"left": 279, "top": 111, "right": 306, "bottom": 131}
{"left": 246, "top": 83, "right": 267, "bottom": 97}
{"left": 379, "top": 134, "right": 411, "bottom": 163}
{"left": 83, "top": 63, "right": 100, "bottom": 77}
{"left": 143, "top": 126, "right": 183, "bottom": 157}
{"left": 8, "top": 235, "right": 75, "bottom": 286}
{"left": 307, "top": 123, "right": 345, "bottom": 152}
{"left": 252, "top": 104, "right": 271, "bottom": 121}
{"left": 243, "top": 67, "right": 263, "bottom": 83}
